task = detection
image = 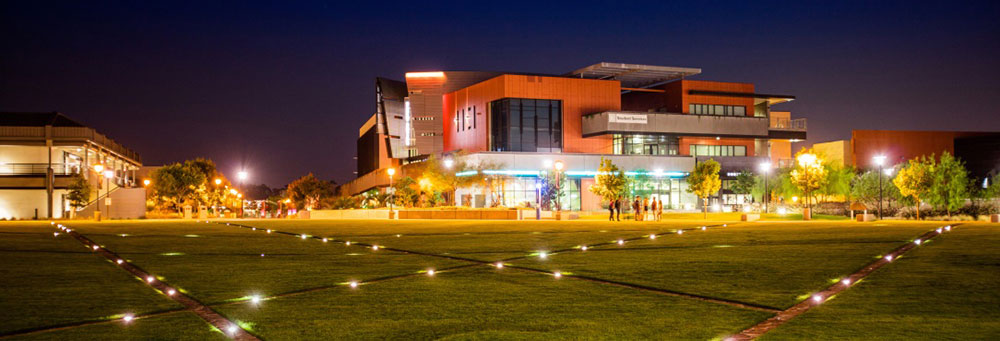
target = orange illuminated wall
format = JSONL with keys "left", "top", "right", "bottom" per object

{"left": 621, "top": 80, "right": 755, "bottom": 115}
{"left": 850, "top": 130, "right": 988, "bottom": 167}
{"left": 443, "top": 75, "right": 621, "bottom": 153}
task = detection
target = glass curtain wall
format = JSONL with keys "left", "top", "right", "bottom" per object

{"left": 490, "top": 98, "right": 562, "bottom": 152}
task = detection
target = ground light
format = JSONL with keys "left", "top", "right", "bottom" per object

{"left": 553, "top": 271, "right": 562, "bottom": 278}
{"left": 538, "top": 251, "right": 548, "bottom": 259}
{"left": 349, "top": 281, "right": 359, "bottom": 288}
{"left": 841, "top": 278, "right": 851, "bottom": 286}
{"left": 227, "top": 325, "right": 238, "bottom": 335}
{"left": 580, "top": 245, "right": 588, "bottom": 251}
{"left": 250, "top": 295, "right": 262, "bottom": 305}
{"left": 92, "top": 245, "right": 100, "bottom": 250}
{"left": 53, "top": 232, "right": 59, "bottom": 237}
{"left": 649, "top": 234, "right": 657, "bottom": 240}
{"left": 617, "top": 239, "right": 625, "bottom": 245}
{"left": 371, "top": 245, "right": 379, "bottom": 251}
{"left": 116, "top": 259, "right": 124, "bottom": 264}
{"left": 494, "top": 262, "right": 504, "bottom": 269}
{"left": 701, "top": 226, "right": 707, "bottom": 231}
{"left": 122, "top": 314, "right": 134, "bottom": 323}
{"left": 167, "top": 289, "right": 176, "bottom": 296}
{"left": 812, "top": 294, "right": 823, "bottom": 303}
{"left": 885, "top": 255, "right": 893, "bottom": 262}
{"left": 914, "top": 239, "right": 922, "bottom": 245}
{"left": 300, "top": 234, "right": 307, "bottom": 239}
{"left": 677, "top": 230, "right": 684, "bottom": 235}
{"left": 322, "top": 238, "right": 328, "bottom": 242}
{"left": 146, "top": 276, "right": 156, "bottom": 283}
{"left": 427, "top": 269, "right": 435, "bottom": 276}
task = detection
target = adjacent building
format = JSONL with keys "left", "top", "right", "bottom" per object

{"left": 814, "top": 130, "right": 1000, "bottom": 180}
{"left": 0, "top": 112, "right": 142, "bottom": 219}
{"left": 344, "top": 62, "right": 806, "bottom": 211}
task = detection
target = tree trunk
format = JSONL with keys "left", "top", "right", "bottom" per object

{"left": 915, "top": 197, "right": 920, "bottom": 220}
{"left": 703, "top": 198, "right": 708, "bottom": 219}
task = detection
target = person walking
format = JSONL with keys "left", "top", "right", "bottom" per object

{"left": 615, "top": 195, "right": 623, "bottom": 221}
{"left": 650, "top": 198, "right": 658, "bottom": 222}
{"left": 642, "top": 197, "right": 650, "bottom": 222}
{"left": 608, "top": 197, "right": 616, "bottom": 221}
{"left": 633, "top": 196, "right": 641, "bottom": 221}
{"left": 656, "top": 197, "right": 664, "bottom": 221}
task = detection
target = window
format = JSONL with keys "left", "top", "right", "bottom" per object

{"left": 612, "top": 134, "right": 679, "bottom": 155}
{"left": 414, "top": 116, "right": 435, "bottom": 121}
{"left": 489, "top": 98, "right": 562, "bottom": 152}
{"left": 419, "top": 132, "right": 437, "bottom": 137}
{"left": 689, "top": 104, "right": 748, "bottom": 116}
{"left": 688, "top": 144, "right": 747, "bottom": 157}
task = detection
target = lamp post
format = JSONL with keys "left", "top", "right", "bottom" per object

{"left": 797, "top": 153, "right": 817, "bottom": 220}
{"left": 237, "top": 171, "right": 248, "bottom": 218}
{"left": 535, "top": 181, "right": 542, "bottom": 220}
{"left": 759, "top": 161, "right": 771, "bottom": 214}
{"left": 93, "top": 164, "right": 104, "bottom": 221}
{"left": 387, "top": 168, "right": 396, "bottom": 216}
{"left": 443, "top": 158, "right": 455, "bottom": 205}
{"left": 102, "top": 169, "right": 114, "bottom": 221}
{"left": 213, "top": 178, "right": 222, "bottom": 216}
{"left": 873, "top": 155, "right": 886, "bottom": 219}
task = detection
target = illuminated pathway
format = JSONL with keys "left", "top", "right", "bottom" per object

{"left": 211, "top": 221, "right": 785, "bottom": 312}
{"left": 725, "top": 224, "right": 958, "bottom": 340}
{"left": 50, "top": 224, "right": 260, "bottom": 341}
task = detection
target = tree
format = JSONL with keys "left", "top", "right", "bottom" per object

{"left": 150, "top": 162, "right": 206, "bottom": 213}
{"left": 391, "top": 176, "right": 419, "bottom": 207}
{"left": 588, "top": 157, "right": 627, "bottom": 205}
{"left": 687, "top": 159, "right": 721, "bottom": 218}
{"left": 894, "top": 155, "right": 934, "bottom": 220}
{"left": 927, "top": 152, "right": 968, "bottom": 217}
{"left": 790, "top": 148, "right": 827, "bottom": 209}
{"left": 731, "top": 170, "right": 756, "bottom": 198}
{"left": 286, "top": 173, "right": 334, "bottom": 210}
{"left": 817, "top": 163, "right": 854, "bottom": 203}
{"left": 66, "top": 174, "right": 92, "bottom": 214}
{"left": 851, "top": 170, "right": 902, "bottom": 211}
{"left": 540, "top": 171, "right": 564, "bottom": 210}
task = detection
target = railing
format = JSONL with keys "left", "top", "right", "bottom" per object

{"left": 769, "top": 118, "right": 807, "bottom": 131}
{"left": 0, "top": 163, "right": 81, "bottom": 175}
{"left": 0, "top": 126, "right": 142, "bottom": 164}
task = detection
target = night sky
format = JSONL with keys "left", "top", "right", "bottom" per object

{"left": 3, "top": 1, "right": 999, "bottom": 187}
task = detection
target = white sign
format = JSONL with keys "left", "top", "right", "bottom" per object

{"left": 609, "top": 113, "right": 648, "bottom": 124}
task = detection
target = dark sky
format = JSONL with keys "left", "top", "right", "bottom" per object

{"left": 3, "top": 1, "right": 999, "bottom": 187}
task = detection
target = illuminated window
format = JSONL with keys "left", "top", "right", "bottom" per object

{"left": 689, "top": 104, "right": 747, "bottom": 116}
{"left": 689, "top": 145, "right": 746, "bottom": 157}
{"left": 489, "top": 98, "right": 562, "bottom": 152}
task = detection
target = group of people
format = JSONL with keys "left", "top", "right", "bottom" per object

{"left": 608, "top": 195, "right": 663, "bottom": 222}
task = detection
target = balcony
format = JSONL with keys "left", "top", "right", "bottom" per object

{"left": 582, "top": 111, "right": 771, "bottom": 138}
{"left": 768, "top": 118, "right": 807, "bottom": 140}
{"left": 0, "top": 163, "right": 81, "bottom": 176}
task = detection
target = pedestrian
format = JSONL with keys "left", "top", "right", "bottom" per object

{"left": 633, "top": 196, "right": 641, "bottom": 221}
{"left": 656, "top": 197, "right": 664, "bottom": 221}
{"left": 643, "top": 197, "right": 650, "bottom": 222}
{"left": 650, "top": 198, "right": 658, "bottom": 222}
{"left": 608, "top": 197, "right": 616, "bottom": 221}
{"left": 615, "top": 195, "right": 623, "bottom": 221}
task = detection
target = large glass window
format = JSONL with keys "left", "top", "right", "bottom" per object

{"left": 612, "top": 134, "right": 679, "bottom": 155}
{"left": 490, "top": 98, "right": 562, "bottom": 152}
{"left": 689, "top": 104, "right": 748, "bottom": 116}
{"left": 688, "top": 144, "right": 747, "bottom": 157}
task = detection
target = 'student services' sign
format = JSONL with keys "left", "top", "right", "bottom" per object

{"left": 608, "top": 113, "right": 648, "bottom": 124}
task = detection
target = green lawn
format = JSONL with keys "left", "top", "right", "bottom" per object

{"left": 0, "top": 219, "right": 994, "bottom": 339}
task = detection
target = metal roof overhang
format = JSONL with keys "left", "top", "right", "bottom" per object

{"left": 688, "top": 90, "right": 796, "bottom": 105}
{"left": 567, "top": 62, "right": 702, "bottom": 88}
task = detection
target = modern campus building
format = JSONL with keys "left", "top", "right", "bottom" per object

{"left": 343, "top": 62, "right": 807, "bottom": 211}
{"left": 814, "top": 130, "right": 1000, "bottom": 180}
{"left": 0, "top": 112, "right": 143, "bottom": 219}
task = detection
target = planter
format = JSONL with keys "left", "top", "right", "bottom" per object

{"left": 741, "top": 214, "right": 760, "bottom": 222}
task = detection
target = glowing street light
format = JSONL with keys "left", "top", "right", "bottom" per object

{"left": 759, "top": 162, "right": 772, "bottom": 213}
{"left": 143, "top": 179, "right": 151, "bottom": 187}
{"left": 387, "top": 167, "right": 396, "bottom": 214}
{"left": 443, "top": 158, "right": 454, "bottom": 169}
{"left": 214, "top": 178, "right": 222, "bottom": 185}
{"left": 874, "top": 155, "right": 888, "bottom": 219}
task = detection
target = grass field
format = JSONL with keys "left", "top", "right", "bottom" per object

{"left": 0, "top": 218, "right": 995, "bottom": 340}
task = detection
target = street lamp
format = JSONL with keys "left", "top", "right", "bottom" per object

{"left": 443, "top": 158, "right": 454, "bottom": 169}
{"left": 143, "top": 179, "right": 150, "bottom": 187}
{"left": 237, "top": 171, "right": 248, "bottom": 218}
{"left": 873, "top": 155, "right": 887, "bottom": 219}
{"left": 103, "top": 169, "right": 114, "bottom": 221}
{"left": 93, "top": 164, "right": 105, "bottom": 221}
{"left": 535, "top": 181, "right": 542, "bottom": 220}
{"left": 387, "top": 168, "right": 396, "bottom": 215}
{"left": 759, "top": 161, "right": 771, "bottom": 214}
{"left": 796, "top": 153, "right": 818, "bottom": 220}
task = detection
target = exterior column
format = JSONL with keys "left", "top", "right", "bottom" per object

{"left": 45, "top": 125, "right": 54, "bottom": 219}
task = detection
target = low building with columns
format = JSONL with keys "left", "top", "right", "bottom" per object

{"left": 0, "top": 112, "right": 142, "bottom": 219}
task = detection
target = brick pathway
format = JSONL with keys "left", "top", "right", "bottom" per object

{"left": 725, "top": 224, "right": 958, "bottom": 340}
{"left": 57, "top": 225, "right": 260, "bottom": 341}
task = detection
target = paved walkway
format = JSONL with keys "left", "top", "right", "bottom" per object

{"left": 725, "top": 224, "right": 958, "bottom": 340}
